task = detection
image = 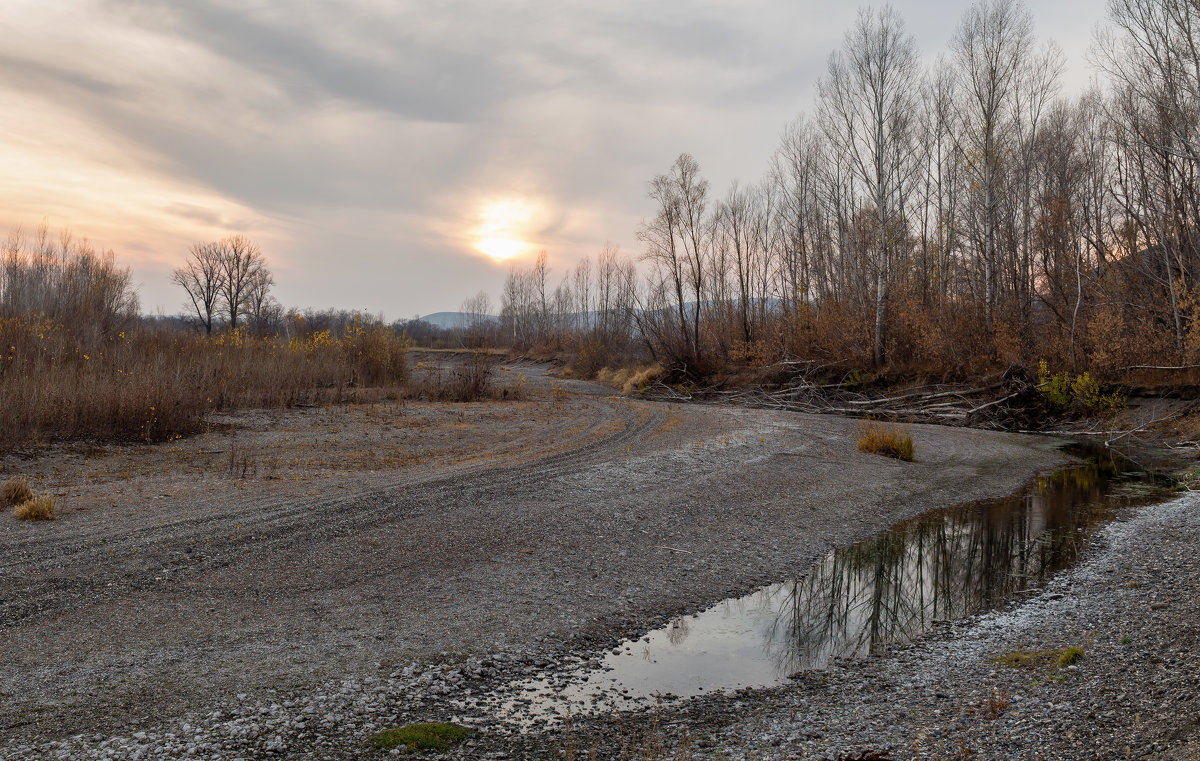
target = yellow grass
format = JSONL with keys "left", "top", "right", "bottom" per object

{"left": 856, "top": 419, "right": 915, "bottom": 461}
{"left": 597, "top": 363, "right": 665, "bottom": 393}
{"left": 14, "top": 495, "right": 57, "bottom": 521}
{"left": 1, "top": 477, "right": 34, "bottom": 506}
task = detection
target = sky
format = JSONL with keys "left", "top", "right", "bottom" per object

{"left": 0, "top": 0, "right": 1109, "bottom": 319}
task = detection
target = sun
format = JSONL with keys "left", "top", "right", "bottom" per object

{"left": 473, "top": 198, "right": 537, "bottom": 262}
{"left": 477, "top": 235, "right": 524, "bottom": 261}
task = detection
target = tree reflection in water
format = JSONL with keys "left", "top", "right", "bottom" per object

{"left": 504, "top": 447, "right": 1173, "bottom": 717}
{"left": 763, "top": 447, "right": 1169, "bottom": 674}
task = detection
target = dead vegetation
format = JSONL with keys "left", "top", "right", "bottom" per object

{"left": 413, "top": 352, "right": 498, "bottom": 402}
{"left": 14, "top": 495, "right": 57, "bottom": 521}
{"left": 1, "top": 314, "right": 411, "bottom": 451}
{"left": 856, "top": 419, "right": 915, "bottom": 461}
{"left": 597, "top": 364, "right": 666, "bottom": 394}
{"left": 1, "top": 477, "right": 33, "bottom": 506}
{"left": 5, "top": 478, "right": 58, "bottom": 521}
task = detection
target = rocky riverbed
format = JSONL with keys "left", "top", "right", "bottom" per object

{"left": 9, "top": 367, "right": 1181, "bottom": 760}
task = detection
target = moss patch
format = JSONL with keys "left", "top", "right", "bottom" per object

{"left": 993, "top": 646, "right": 1084, "bottom": 670}
{"left": 370, "top": 722, "right": 473, "bottom": 752}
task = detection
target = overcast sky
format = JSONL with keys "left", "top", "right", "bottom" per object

{"left": 0, "top": 0, "right": 1108, "bottom": 318}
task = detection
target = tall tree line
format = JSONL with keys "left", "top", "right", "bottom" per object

{"left": 487, "top": 0, "right": 1200, "bottom": 379}
{"left": 633, "top": 0, "right": 1200, "bottom": 375}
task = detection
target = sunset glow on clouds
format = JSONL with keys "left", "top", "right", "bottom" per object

{"left": 0, "top": 0, "right": 1103, "bottom": 316}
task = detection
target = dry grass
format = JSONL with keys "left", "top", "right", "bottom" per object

{"left": 1, "top": 476, "right": 34, "bottom": 506}
{"left": 14, "top": 495, "right": 57, "bottom": 521}
{"left": 976, "top": 685, "right": 1012, "bottom": 721}
{"left": 597, "top": 364, "right": 665, "bottom": 394}
{"left": 856, "top": 419, "right": 915, "bottom": 461}
{"left": 0, "top": 316, "right": 409, "bottom": 450}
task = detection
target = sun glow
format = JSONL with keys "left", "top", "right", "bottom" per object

{"left": 477, "top": 235, "right": 524, "bottom": 260}
{"left": 473, "top": 198, "right": 537, "bottom": 262}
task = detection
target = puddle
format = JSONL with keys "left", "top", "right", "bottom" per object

{"left": 504, "top": 443, "right": 1175, "bottom": 722}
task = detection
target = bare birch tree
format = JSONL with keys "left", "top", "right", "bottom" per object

{"left": 818, "top": 5, "right": 920, "bottom": 366}
{"left": 952, "top": 0, "right": 1036, "bottom": 328}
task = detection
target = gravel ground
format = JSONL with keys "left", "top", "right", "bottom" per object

{"left": 1, "top": 365, "right": 1083, "bottom": 760}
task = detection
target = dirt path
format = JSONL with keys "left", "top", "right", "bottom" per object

{"left": 1, "top": 367, "right": 1066, "bottom": 758}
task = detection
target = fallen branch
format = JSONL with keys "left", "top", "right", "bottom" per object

{"left": 658, "top": 545, "right": 693, "bottom": 554}
{"left": 1105, "top": 411, "right": 1181, "bottom": 446}
{"left": 967, "top": 392, "right": 1021, "bottom": 415}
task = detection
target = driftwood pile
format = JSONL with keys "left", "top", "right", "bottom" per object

{"left": 647, "top": 363, "right": 1044, "bottom": 430}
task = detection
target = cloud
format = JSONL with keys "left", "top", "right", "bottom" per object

{"left": 0, "top": 0, "right": 1107, "bottom": 317}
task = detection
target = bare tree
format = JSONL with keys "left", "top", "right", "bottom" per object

{"left": 173, "top": 242, "right": 226, "bottom": 335}
{"left": 1095, "top": 0, "right": 1200, "bottom": 358}
{"left": 3, "top": 224, "right": 139, "bottom": 336}
{"left": 214, "top": 236, "right": 270, "bottom": 331}
{"left": 245, "top": 266, "right": 277, "bottom": 334}
{"left": 952, "top": 0, "right": 1037, "bottom": 328}
{"left": 640, "top": 164, "right": 692, "bottom": 362}
{"left": 461, "top": 290, "right": 493, "bottom": 346}
{"left": 818, "top": 5, "right": 921, "bottom": 366}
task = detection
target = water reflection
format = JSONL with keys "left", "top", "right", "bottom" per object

{"left": 507, "top": 445, "right": 1174, "bottom": 716}
{"left": 765, "top": 446, "right": 1170, "bottom": 673}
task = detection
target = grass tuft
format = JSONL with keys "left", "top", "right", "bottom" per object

{"left": 856, "top": 419, "right": 914, "bottom": 461}
{"left": 14, "top": 495, "right": 57, "bottom": 521}
{"left": 1057, "top": 646, "right": 1084, "bottom": 667}
{"left": 370, "top": 722, "right": 472, "bottom": 752}
{"left": 597, "top": 363, "right": 665, "bottom": 394}
{"left": 2, "top": 477, "right": 34, "bottom": 506}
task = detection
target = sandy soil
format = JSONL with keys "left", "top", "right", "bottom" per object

{"left": 0, "top": 362, "right": 1068, "bottom": 757}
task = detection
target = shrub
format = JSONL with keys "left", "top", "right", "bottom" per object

{"left": 1036, "top": 360, "right": 1125, "bottom": 415}
{"left": 856, "top": 419, "right": 915, "bottom": 461}
{"left": 1, "top": 477, "right": 33, "bottom": 506}
{"left": 370, "top": 722, "right": 472, "bottom": 752}
{"left": 415, "top": 352, "right": 495, "bottom": 402}
{"left": 14, "top": 495, "right": 57, "bottom": 521}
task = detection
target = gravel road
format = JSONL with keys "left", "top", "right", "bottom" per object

{"left": 2, "top": 367, "right": 1075, "bottom": 759}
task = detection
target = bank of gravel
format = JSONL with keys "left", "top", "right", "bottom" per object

{"left": 7, "top": 490, "right": 1195, "bottom": 761}
{"left": 3, "top": 376, "right": 1077, "bottom": 760}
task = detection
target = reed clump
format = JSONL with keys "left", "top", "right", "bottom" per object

{"left": 597, "top": 363, "right": 665, "bottom": 394}
{"left": 0, "top": 315, "right": 409, "bottom": 450}
{"left": 856, "top": 419, "right": 915, "bottom": 461}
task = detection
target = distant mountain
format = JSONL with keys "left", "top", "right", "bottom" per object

{"left": 415, "top": 311, "right": 497, "bottom": 329}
